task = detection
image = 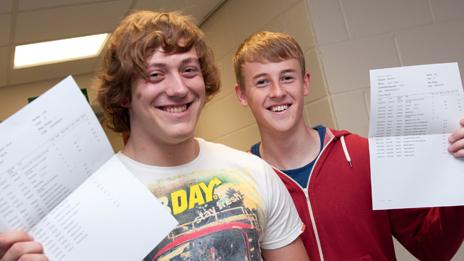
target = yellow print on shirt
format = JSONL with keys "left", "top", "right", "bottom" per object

{"left": 152, "top": 169, "right": 262, "bottom": 218}
{"left": 146, "top": 169, "right": 265, "bottom": 261}
{"left": 167, "top": 177, "right": 222, "bottom": 215}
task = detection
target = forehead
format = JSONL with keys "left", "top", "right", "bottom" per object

{"left": 146, "top": 47, "right": 199, "bottom": 66}
{"left": 241, "top": 58, "right": 301, "bottom": 77}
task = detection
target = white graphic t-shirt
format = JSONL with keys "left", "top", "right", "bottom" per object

{"left": 117, "top": 138, "right": 303, "bottom": 261}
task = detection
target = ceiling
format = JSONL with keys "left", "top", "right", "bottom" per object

{"left": 0, "top": 0, "right": 225, "bottom": 89}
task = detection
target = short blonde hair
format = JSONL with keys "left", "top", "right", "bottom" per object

{"left": 233, "top": 31, "right": 305, "bottom": 89}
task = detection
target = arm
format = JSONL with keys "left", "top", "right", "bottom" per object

{"left": 262, "top": 237, "right": 309, "bottom": 261}
{"left": 0, "top": 231, "right": 48, "bottom": 261}
{"left": 389, "top": 118, "right": 464, "bottom": 260}
{"left": 390, "top": 207, "right": 464, "bottom": 261}
{"left": 257, "top": 162, "right": 308, "bottom": 259}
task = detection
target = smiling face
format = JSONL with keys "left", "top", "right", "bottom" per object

{"left": 128, "top": 47, "right": 206, "bottom": 146}
{"left": 236, "top": 58, "right": 309, "bottom": 135}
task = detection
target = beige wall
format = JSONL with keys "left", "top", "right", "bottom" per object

{"left": 0, "top": 74, "right": 91, "bottom": 120}
{"left": 198, "top": 0, "right": 464, "bottom": 259}
{"left": 309, "top": 0, "right": 464, "bottom": 137}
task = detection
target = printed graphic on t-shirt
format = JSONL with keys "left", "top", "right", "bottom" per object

{"left": 143, "top": 169, "right": 264, "bottom": 261}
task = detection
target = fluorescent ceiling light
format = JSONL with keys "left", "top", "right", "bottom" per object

{"left": 14, "top": 33, "right": 109, "bottom": 69}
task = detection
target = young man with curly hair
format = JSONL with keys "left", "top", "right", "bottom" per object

{"left": 0, "top": 12, "right": 308, "bottom": 261}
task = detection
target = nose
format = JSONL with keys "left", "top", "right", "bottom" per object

{"left": 165, "top": 72, "right": 188, "bottom": 98}
{"left": 269, "top": 81, "right": 285, "bottom": 98}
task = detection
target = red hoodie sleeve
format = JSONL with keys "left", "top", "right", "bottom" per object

{"left": 389, "top": 206, "right": 464, "bottom": 261}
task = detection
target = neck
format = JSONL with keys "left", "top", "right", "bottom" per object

{"left": 122, "top": 131, "right": 198, "bottom": 167}
{"left": 259, "top": 124, "right": 320, "bottom": 170}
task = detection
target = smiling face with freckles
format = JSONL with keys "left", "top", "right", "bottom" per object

{"left": 235, "top": 58, "right": 310, "bottom": 135}
{"left": 128, "top": 47, "right": 206, "bottom": 146}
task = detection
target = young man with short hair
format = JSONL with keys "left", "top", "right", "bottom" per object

{"left": 233, "top": 31, "right": 464, "bottom": 260}
{"left": 0, "top": 13, "right": 308, "bottom": 261}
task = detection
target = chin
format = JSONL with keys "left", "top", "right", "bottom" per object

{"left": 270, "top": 122, "right": 296, "bottom": 132}
{"left": 166, "top": 131, "right": 196, "bottom": 144}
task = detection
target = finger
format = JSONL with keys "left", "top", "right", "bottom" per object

{"left": 17, "top": 253, "right": 48, "bottom": 261}
{"left": 449, "top": 136, "right": 464, "bottom": 152}
{"left": 451, "top": 149, "right": 464, "bottom": 158}
{"left": 1, "top": 241, "right": 44, "bottom": 261}
{"left": 0, "top": 231, "right": 33, "bottom": 257}
{"left": 449, "top": 126, "right": 464, "bottom": 143}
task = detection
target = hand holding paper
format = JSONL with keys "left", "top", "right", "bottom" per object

{"left": 368, "top": 62, "right": 464, "bottom": 210}
{"left": 448, "top": 117, "right": 464, "bottom": 157}
{"left": 0, "top": 231, "right": 46, "bottom": 260}
{"left": 0, "top": 76, "right": 177, "bottom": 261}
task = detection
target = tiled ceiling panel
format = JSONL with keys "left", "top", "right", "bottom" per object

{"left": 0, "top": 14, "right": 11, "bottom": 46}
{"left": 134, "top": 0, "right": 223, "bottom": 24}
{"left": 0, "top": 0, "right": 13, "bottom": 14}
{"left": 9, "top": 58, "right": 99, "bottom": 85}
{"left": 1, "top": 0, "right": 225, "bottom": 89}
{"left": 15, "top": 0, "right": 132, "bottom": 44}
{"left": 18, "top": 0, "right": 113, "bottom": 11}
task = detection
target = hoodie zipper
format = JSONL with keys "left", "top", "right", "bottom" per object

{"left": 256, "top": 128, "right": 348, "bottom": 260}
{"left": 303, "top": 187, "right": 324, "bottom": 261}
{"left": 303, "top": 135, "right": 335, "bottom": 261}
{"left": 273, "top": 133, "right": 336, "bottom": 261}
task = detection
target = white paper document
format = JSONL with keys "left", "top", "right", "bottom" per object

{"left": 368, "top": 63, "right": 464, "bottom": 210}
{"left": 0, "top": 76, "right": 178, "bottom": 260}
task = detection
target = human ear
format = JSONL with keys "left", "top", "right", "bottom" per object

{"left": 303, "top": 72, "right": 311, "bottom": 96}
{"left": 120, "top": 98, "right": 130, "bottom": 108}
{"left": 234, "top": 84, "right": 249, "bottom": 107}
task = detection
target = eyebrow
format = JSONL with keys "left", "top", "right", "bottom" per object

{"left": 280, "top": 69, "right": 298, "bottom": 74}
{"left": 147, "top": 57, "right": 200, "bottom": 70}
{"left": 180, "top": 57, "right": 200, "bottom": 67}
{"left": 252, "top": 69, "right": 298, "bottom": 79}
{"left": 252, "top": 73, "right": 268, "bottom": 80}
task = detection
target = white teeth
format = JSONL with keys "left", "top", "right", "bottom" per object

{"left": 164, "top": 105, "right": 187, "bottom": 113}
{"left": 271, "top": 105, "right": 288, "bottom": 112}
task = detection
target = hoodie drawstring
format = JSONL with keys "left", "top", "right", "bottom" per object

{"left": 340, "top": 136, "right": 352, "bottom": 168}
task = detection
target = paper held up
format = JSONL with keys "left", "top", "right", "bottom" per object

{"left": 368, "top": 63, "right": 464, "bottom": 210}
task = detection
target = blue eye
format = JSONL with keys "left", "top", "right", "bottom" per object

{"left": 182, "top": 66, "right": 200, "bottom": 78}
{"left": 281, "top": 75, "right": 295, "bottom": 83}
{"left": 255, "top": 79, "right": 269, "bottom": 88}
{"left": 147, "top": 71, "right": 164, "bottom": 83}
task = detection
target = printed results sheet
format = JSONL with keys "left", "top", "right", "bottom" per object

{"left": 0, "top": 76, "right": 177, "bottom": 260}
{"left": 368, "top": 63, "right": 464, "bottom": 210}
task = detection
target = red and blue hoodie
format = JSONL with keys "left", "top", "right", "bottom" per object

{"left": 258, "top": 128, "right": 464, "bottom": 261}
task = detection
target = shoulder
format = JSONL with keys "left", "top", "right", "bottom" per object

{"left": 197, "top": 138, "right": 267, "bottom": 165}
{"left": 196, "top": 138, "right": 280, "bottom": 189}
{"left": 324, "top": 129, "right": 370, "bottom": 168}
{"left": 328, "top": 128, "right": 369, "bottom": 149}
{"left": 345, "top": 132, "right": 369, "bottom": 147}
